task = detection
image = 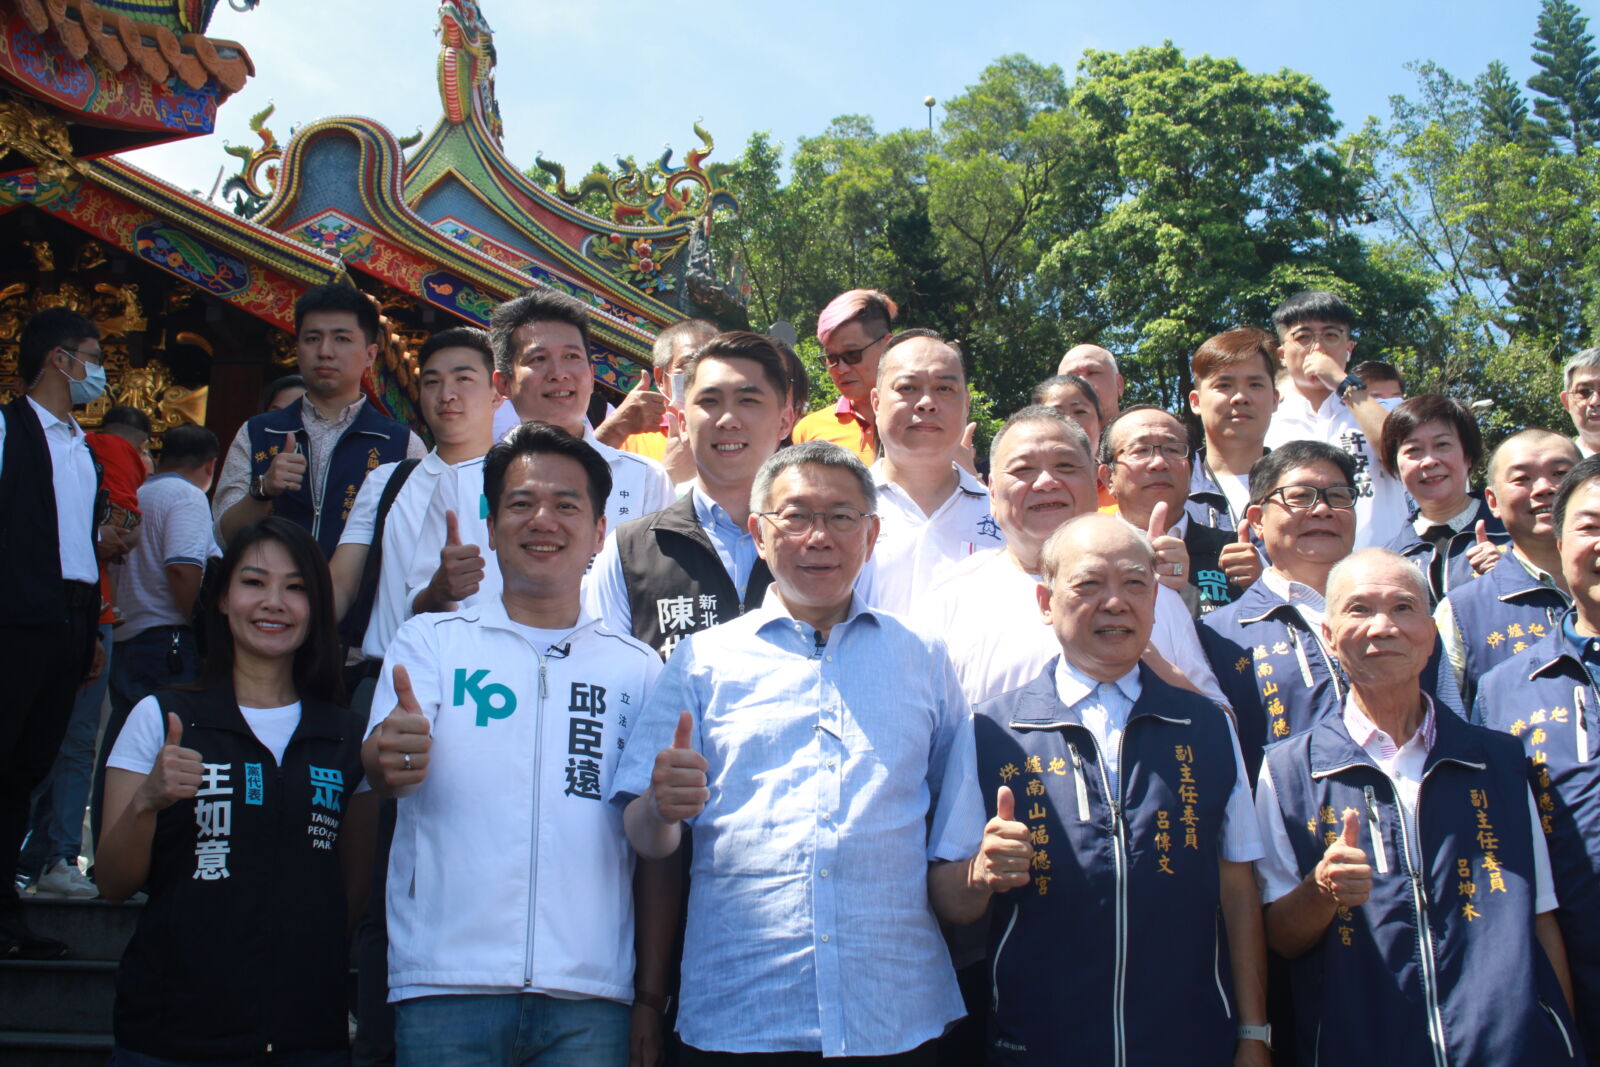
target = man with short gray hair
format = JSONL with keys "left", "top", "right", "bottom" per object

{"left": 1560, "top": 347, "right": 1600, "bottom": 458}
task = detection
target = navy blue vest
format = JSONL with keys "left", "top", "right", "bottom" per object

{"left": 974, "top": 662, "right": 1239, "bottom": 1066}
{"left": 1185, "top": 446, "right": 1266, "bottom": 533}
{"left": 1447, "top": 551, "right": 1568, "bottom": 712}
{"left": 244, "top": 399, "right": 411, "bottom": 558}
{"left": 1383, "top": 495, "right": 1506, "bottom": 603}
{"left": 1263, "top": 708, "right": 1581, "bottom": 1065}
{"left": 1183, "top": 521, "right": 1246, "bottom": 618}
{"left": 1199, "top": 579, "right": 1458, "bottom": 783}
{"left": 1477, "top": 628, "right": 1600, "bottom": 1061}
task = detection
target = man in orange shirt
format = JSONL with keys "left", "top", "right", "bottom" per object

{"left": 790, "top": 289, "right": 897, "bottom": 464}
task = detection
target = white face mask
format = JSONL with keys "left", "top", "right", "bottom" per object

{"left": 58, "top": 348, "right": 107, "bottom": 405}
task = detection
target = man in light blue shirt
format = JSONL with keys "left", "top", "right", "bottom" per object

{"left": 611, "top": 442, "right": 1026, "bottom": 1063}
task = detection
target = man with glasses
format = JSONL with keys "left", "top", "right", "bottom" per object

{"left": 1560, "top": 347, "right": 1600, "bottom": 459}
{"left": 1198, "top": 442, "right": 1463, "bottom": 781}
{"left": 612, "top": 441, "right": 997, "bottom": 1064}
{"left": 791, "top": 289, "right": 897, "bottom": 464}
{"left": 1099, "top": 405, "right": 1249, "bottom": 618}
{"left": 0, "top": 308, "right": 109, "bottom": 958}
{"left": 1263, "top": 290, "right": 1407, "bottom": 549}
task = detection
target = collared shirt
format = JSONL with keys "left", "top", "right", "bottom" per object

{"left": 1253, "top": 693, "right": 1557, "bottom": 910}
{"left": 856, "top": 461, "right": 1004, "bottom": 617}
{"left": 609, "top": 591, "right": 982, "bottom": 1057}
{"left": 1412, "top": 498, "right": 1480, "bottom": 538}
{"left": 0, "top": 396, "right": 99, "bottom": 582}
{"left": 583, "top": 484, "right": 757, "bottom": 635}
{"left": 1560, "top": 612, "right": 1600, "bottom": 694}
{"left": 1577, "top": 436, "right": 1596, "bottom": 460}
{"left": 1264, "top": 387, "right": 1406, "bottom": 549}
{"left": 1435, "top": 547, "right": 1567, "bottom": 688}
{"left": 1261, "top": 567, "right": 1328, "bottom": 633}
{"left": 1052, "top": 657, "right": 1263, "bottom": 861}
{"left": 791, "top": 396, "right": 876, "bottom": 465}
{"left": 213, "top": 395, "right": 428, "bottom": 534}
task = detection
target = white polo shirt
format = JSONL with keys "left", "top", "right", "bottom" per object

{"left": 1264, "top": 388, "right": 1405, "bottom": 550}
{"left": 926, "top": 547, "right": 1229, "bottom": 708}
{"left": 856, "top": 462, "right": 1005, "bottom": 617}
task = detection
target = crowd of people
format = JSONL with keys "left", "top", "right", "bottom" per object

{"left": 3, "top": 278, "right": 1600, "bottom": 1066}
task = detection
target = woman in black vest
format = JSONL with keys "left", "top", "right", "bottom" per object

{"left": 97, "top": 517, "right": 373, "bottom": 1065}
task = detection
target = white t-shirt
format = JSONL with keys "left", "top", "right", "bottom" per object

{"left": 856, "top": 462, "right": 1006, "bottom": 617}
{"left": 1264, "top": 388, "right": 1405, "bottom": 550}
{"left": 1218, "top": 473, "right": 1252, "bottom": 529}
{"left": 926, "top": 547, "right": 1228, "bottom": 708}
{"left": 109, "top": 694, "right": 303, "bottom": 769}
{"left": 113, "top": 474, "right": 220, "bottom": 640}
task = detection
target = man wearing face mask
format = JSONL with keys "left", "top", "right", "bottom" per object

{"left": 0, "top": 307, "right": 110, "bottom": 958}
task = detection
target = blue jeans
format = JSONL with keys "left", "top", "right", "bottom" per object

{"left": 394, "top": 993, "right": 629, "bottom": 1067}
{"left": 19, "top": 623, "right": 112, "bottom": 876}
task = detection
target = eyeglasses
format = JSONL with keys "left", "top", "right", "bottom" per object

{"left": 1267, "top": 484, "right": 1358, "bottom": 511}
{"left": 57, "top": 345, "right": 104, "bottom": 364}
{"left": 1113, "top": 442, "right": 1190, "bottom": 465}
{"left": 822, "top": 334, "right": 887, "bottom": 367}
{"left": 757, "top": 505, "right": 873, "bottom": 536}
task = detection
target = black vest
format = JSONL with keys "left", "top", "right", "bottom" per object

{"left": 614, "top": 492, "right": 771, "bottom": 658}
{"left": 0, "top": 396, "right": 98, "bottom": 625}
{"left": 114, "top": 683, "right": 365, "bottom": 1060}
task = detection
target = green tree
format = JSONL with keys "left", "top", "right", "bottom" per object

{"left": 1528, "top": 0, "right": 1600, "bottom": 152}
{"left": 1477, "top": 61, "right": 1534, "bottom": 146}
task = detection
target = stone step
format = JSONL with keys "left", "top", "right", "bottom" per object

{"left": 13, "top": 898, "right": 140, "bottom": 963}
{"left": 0, "top": 959, "right": 116, "bottom": 1035}
{"left": 0, "top": 1029, "right": 112, "bottom": 1067}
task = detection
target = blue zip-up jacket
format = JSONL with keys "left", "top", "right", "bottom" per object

{"left": 1477, "top": 627, "right": 1600, "bottom": 1063}
{"left": 1198, "top": 579, "right": 1462, "bottom": 782}
{"left": 1185, "top": 446, "right": 1264, "bottom": 533}
{"left": 974, "top": 661, "right": 1239, "bottom": 1066}
{"left": 1262, "top": 707, "right": 1581, "bottom": 1066}
{"left": 244, "top": 400, "right": 412, "bottom": 559}
{"left": 1383, "top": 495, "right": 1507, "bottom": 603}
{"left": 1444, "top": 550, "right": 1568, "bottom": 713}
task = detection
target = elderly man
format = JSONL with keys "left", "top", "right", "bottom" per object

{"left": 1255, "top": 548, "right": 1578, "bottom": 1066}
{"left": 974, "top": 514, "right": 1269, "bottom": 1065}
{"left": 1099, "top": 405, "right": 1254, "bottom": 617}
{"left": 929, "top": 407, "right": 1226, "bottom": 708}
{"left": 1437, "top": 429, "right": 1577, "bottom": 706}
{"left": 791, "top": 289, "right": 898, "bottom": 463}
{"left": 1561, "top": 348, "right": 1600, "bottom": 458}
{"left": 1199, "top": 442, "right": 1463, "bottom": 780}
{"left": 856, "top": 329, "right": 1001, "bottom": 617}
{"left": 1057, "top": 344, "right": 1123, "bottom": 420}
{"left": 1476, "top": 455, "right": 1600, "bottom": 1057}
{"left": 612, "top": 441, "right": 1013, "bottom": 1064}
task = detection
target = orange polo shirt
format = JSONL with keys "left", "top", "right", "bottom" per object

{"left": 620, "top": 428, "right": 669, "bottom": 462}
{"left": 791, "top": 396, "right": 876, "bottom": 465}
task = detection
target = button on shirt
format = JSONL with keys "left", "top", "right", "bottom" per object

{"left": 609, "top": 592, "right": 983, "bottom": 1057}
{"left": 1054, "top": 657, "right": 1263, "bottom": 862}
{"left": 1264, "top": 388, "right": 1405, "bottom": 549}
{"left": 1254, "top": 694, "right": 1557, "bottom": 910}
{"left": 856, "top": 462, "right": 1004, "bottom": 617}
{"left": 0, "top": 397, "right": 99, "bottom": 582}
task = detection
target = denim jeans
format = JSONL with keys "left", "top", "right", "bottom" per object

{"left": 394, "top": 993, "right": 629, "bottom": 1067}
{"left": 19, "top": 623, "right": 112, "bottom": 877}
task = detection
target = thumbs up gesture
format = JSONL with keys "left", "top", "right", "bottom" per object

{"left": 1313, "top": 810, "right": 1373, "bottom": 908}
{"left": 136, "top": 712, "right": 205, "bottom": 813}
{"left": 1218, "top": 519, "right": 1264, "bottom": 587}
{"left": 426, "top": 510, "right": 485, "bottom": 608}
{"left": 660, "top": 407, "right": 696, "bottom": 485}
{"left": 1466, "top": 519, "right": 1504, "bottom": 576}
{"left": 373, "top": 664, "right": 432, "bottom": 793}
{"left": 1146, "top": 501, "right": 1191, "bottom": 590}
{"left": 971, "top": 786, "right": 1035, "bottom": 893}
{"left": 650, "top": 711, "right": 709, "bottom": 824}
{"left": 955, "top": 421, "right": 979, "bottom": 477}
{"left": 261, "top": 432, "right": 306, "bottom": 498}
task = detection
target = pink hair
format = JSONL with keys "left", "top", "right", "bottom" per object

{"left": 816, "top": 289, "right": 898, "bottom": 346}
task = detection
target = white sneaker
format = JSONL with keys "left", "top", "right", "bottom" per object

{"left": 33, "top": 859, "right": 98, "bottom": 899}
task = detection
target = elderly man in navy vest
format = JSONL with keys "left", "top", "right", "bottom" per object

{"left": 1256, "top": 548, "right": 1579, "bottom": 1065}
{"left": 1477, "top": 454, "right": 1600, "bottom": 1059}
{"left": 213, "top": 284, "right": 425, "bottom": 556}
{"left": 974, "top": 513, "right": 1270, "bottom": 1066}
{"left": 1438, "top": 428, "right": 1578, "bottom": 708}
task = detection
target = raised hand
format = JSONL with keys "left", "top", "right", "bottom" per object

{"left": 261, "top": 432, "right": 306, "bottom": 498}
{"left": 1147, "top": 501, "right": 1191, "bottom": 590}
{"left": 1218, "top": 520, "right": 1264, "bottom": 587}
{"left": 1313, "top": 810, "right": 1372, "bottom": 908}
{"left": 374, "top": 664, "right": 432, "bottom": 791}
{"left": 1465, "top": 519, "right": 1503, "bottom": 576}
{"left": 429, "top": 510, "right": 485, "bottom": 606}
{"left": 972, "top": 786, "right": 1035, "bottom": 893}
{"left": 956, "top": 421, "right": 979, "bottom": 476}
{"left": 650, "top": 712, "right": 709, "bottom": 824}
{"left": 137, "top": 712, "right": 204, "bottom": 813}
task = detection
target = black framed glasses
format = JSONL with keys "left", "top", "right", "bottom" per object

{"left": 822, "top": 333, "right": 888, "bottom": 367}
{"left": 1113, "top": 442, "right": 1190, "bottom": 465}
{"left": 1267, "top": 484, "right": 1358, "bottom": 511}
{"left": 757, "top": 505, "right": 873, "bottom": 536}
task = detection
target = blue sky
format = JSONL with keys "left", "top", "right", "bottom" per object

{"left": 125, "top": 0, "right": 1579, "bottom": 197}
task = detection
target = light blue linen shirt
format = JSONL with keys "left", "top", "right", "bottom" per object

{"left": 610, "top": 592, "right": 984, "bottom": 1057}
{"left": 690, "top": 485, "right": 757, "bottom": 599}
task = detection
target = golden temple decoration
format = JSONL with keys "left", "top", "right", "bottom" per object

{"left": 0, "top": 94, "right": 89, "bottom": 187}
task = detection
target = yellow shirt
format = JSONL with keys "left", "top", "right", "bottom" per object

{"left": 791, "top": 397, "right": 876, "bottom": 465}
{"left": 620, "top": 428, "right": 669, "bottom": 462}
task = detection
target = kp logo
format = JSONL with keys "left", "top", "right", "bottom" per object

{"left": 454, "top": 668, "right": 517, "bottom": 726}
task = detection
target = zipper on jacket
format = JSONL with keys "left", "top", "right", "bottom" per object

{"left": 1083, "top": 728, "right": 1130, "bottom": 1067}
{"left": 1287, "top": 626, "right": 1315, "bottom": 687}
{"left": 1288, "top": 624, "right": 1344, "bottom": 701}
{"left": 989, "top": 906, "right": 1019, "bottom": 1012}
{"left": 1362, "top": 786, "right": 1390, "bottom": 875}
{"left": 1388, "top": 773, "right": 1450, "bottom": 1067}
{"left": 1575, "top": 686, "right": 1590, "bottom": 763}
{"left": 1067, "top": 743, "right": 1090, "bottom": 822}
{"left": 524, "top": 648, "right": 550, "bottom": 987}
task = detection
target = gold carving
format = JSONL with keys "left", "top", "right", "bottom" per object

{"left": 0, "top": 94, "right": 89, "bottom": 187}
{"left": 24, "top": 240, "right": 53, "bottom": 271}
{"left": 92, "top": 283, "right": 147, "bottom": 338}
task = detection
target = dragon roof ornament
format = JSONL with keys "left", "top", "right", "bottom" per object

{"left": 437, "top": 0, "right": 502, "bottom": 146}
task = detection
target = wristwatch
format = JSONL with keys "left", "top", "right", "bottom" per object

{"left": 1238, "top": 1023, "right": 1272, "bottom": 1046}
{"left": 1335, "top": 372, "right": 1367, "bottom": 398}
{"left": 248, "top": 474, "right": 273, "bottom": 502}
